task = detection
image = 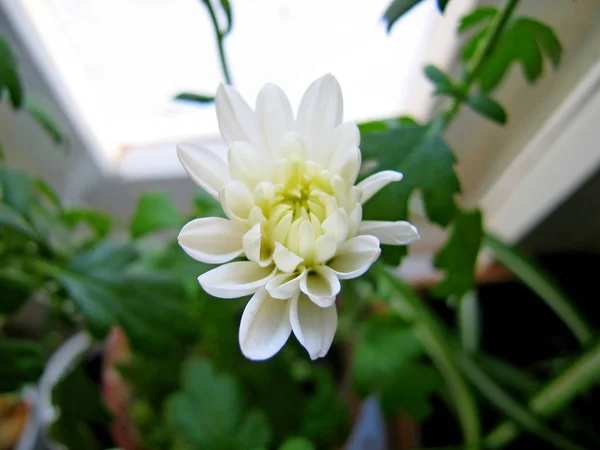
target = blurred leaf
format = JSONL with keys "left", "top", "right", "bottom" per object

{"left": 49, "top": 356, "right": 112, "bottom": 450}
{"left": 53, "top": 241, "right": 197, "bottom": 355}
{"left": 432, "top": 208, "right": 483, "bottom": 299}
{"left": 0, "top": 167, "right": 33, "bottom": 213}
{"left": 174, "top": 92, "right": 215, "bottom": 104}
{"left": 466, "top": 93, "right": 507, "bottom": 124}
{"left": 131, "top": 191, "right": 182, "bottom": 238}
{"left": 458, "top": 7, "right": 496, "bottom": 33}
{"left": 424, "top": 65, "right": 459, "bottom": 96}
{"left": 383, "top": 0, "right": 449, "bottom": 33}
{"left": 0, "top": 338, "right": 44, "bottom": 392}
{"left": 0, "top": 35, "right": 23, "bottom": 109}
{"left": 25, "top": 100, "right": 67, "bottom": 146}
{"left": 462, "top": 16, "right": 563, "bottom": 92}
{"left": 352, "top": 315, "right": 440, "bottom": 419}
{"left": 360, "top": 123, "right": 460, "bottom": 263}
{"left": 279, "top": 437, "right": 315, "bottom": 450}
{"left": 436, "top": 0, "right": 451, "bottom": 13}
{"left": 166, "top": 358, "right": 272, "bottom": 450}
{"left": 34, "top": 179, "right": 62, "bottom": 212}
{"left": 62, "top": 208, "right": 112, "bottom": 240}
{"left": 0, "top": 268, "right": 35, "bottom": 315}
{"left": 484, "top": 233, "right": 592, "bottom": 345}
{"left": 220, "top": 0, "right": 233, "bottom": 35}
{"left": 0, "top": 203, "right": 36, "bottom": 237}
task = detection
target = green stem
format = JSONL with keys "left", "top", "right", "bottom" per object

{"left": 377, "top": 266, "right": 481, "bottom": 449}
{"left": 440, "top": 0, "right": 519, "bottom": 127}
{"left": 485, "top": 340, "right": 600, "bottom": 448}
{"left": 202, "top": 0, "right": 233, "bottom": 85}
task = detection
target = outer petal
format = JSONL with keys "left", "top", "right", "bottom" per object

{"left": 328, "top": 235, "right": 381, "bottom": 280}
{"left": 266, "top": 270, "right": 306, "bottom": 300}
{"left": 333, "top": 122, "right": 360, "bottom": 152}
{"left": 220, "top": 180, "right": 255, "bottom": 222}
{"left": 290, "top": 292, "right": 337, "bottom": 360}
{"left": 328, "top": 145, "right": 361, "bottom": 186}
{"left": 198, "top": 261, "right": 276, "bottom": 299}
{"left": 216, "top": 84, "right": 264, "bottom": 150}
{"left": 299, "top": 266, "right": 340, "bottom": 307}
{"left": 256, "top": 83, "right": 294, "bottom": 157}
{"left": 296, "top": 74, "right": 343, "bottom": 165}
{"left": 228, "top": 141, "right": 270, "bottom": 188}
{"left": 178, "top": 217, "right": 244, "bottom": 264}
{"left": 177, "top": 144, "right": 230, "bottom": 199}
{"left": 359, "top": 221, "right": 420, "bottom": 245}
{"left": 239, "top": 288, "right": 291, "bottom": 360}
{"left": 356, "top": 170, "right": 403, "bottom": 204}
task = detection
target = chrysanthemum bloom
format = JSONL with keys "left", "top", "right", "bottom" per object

{"left": 177, "top": 74, "right": 419, "bottom": 360}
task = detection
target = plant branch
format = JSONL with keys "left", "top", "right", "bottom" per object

{"left": 202, "top": 0, "right": 233, "bottom": 85}
{"left": 440, "top": 0, "right": 520, "bottom": 127}
{"left": 485, "top": 340, "right": 600, "bottom": 448}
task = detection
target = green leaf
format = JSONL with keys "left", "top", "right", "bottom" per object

{"left": 458, "top": 7, "right": 496, "bottom": 33}
{"left": 166, "top": 359, "right": 272, "bottom": 450}
{"left": 0, "top": 203, "right": 36, "bottom": 237}
{"left": 25, "top": 100, "right": 67, "bottom": 146}
{"left": 0, "top": 35, "right": 23, "bottom": 109}
{"left": 174, "top": 92, "right": 215, "bottom": 104}
{"left": 62, "top": 208, "right": 112, "bottom": 239}
{"left": 0, "top": 167, "right": 33, "bottom": 213}
{"left": 0, "top": 338, "right": 44, "bottom": 392}
{"left": 220, "top": 0, "right": 233, "bottom": 35}
{"left": 360, "top": 122, "right": 459, "bottom": 229}
{"left": 382, "top": 0, "right": 423, "bottom": 33}
{"left": 424, "top": 65, "right": 457, "bottom": 96}
{"left": 458, "top": 352, "right": 586, "bottom": 450}
{"left": 34, "top": 179, "right": 62, "bottom": 212}
{"left": 130, "top": 191, "right": 182, "bottom": 238}
{"left": 462, "top": 17, "right": 563, "bottom": 92}
{"left": 279, "top": 437, "right": 315, "bottom": 450}
{"left": 49, "top": 356, "right": 112, "bottom": 450}
{"left": 466, "top": 93, "right": 507, "bottom": 124}
{"left": 0, "top": 268, "right": 35, "bottom": 315}
{"left": 432, "top": 208, "right": 483, "bottom": 299}
{"left": 484, "top": 233, "right": 592, "bottom": 345}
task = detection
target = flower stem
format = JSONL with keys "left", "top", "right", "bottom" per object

{"left": 202, "top": 0, "right": 233, "bottom": 85}
{"left": 484, "top": 340, "right": 600, "bottom": 448}
{"left": 440, "top": 0, "right": 520, "bottom": 128}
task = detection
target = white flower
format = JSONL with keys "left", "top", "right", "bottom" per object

{"left": 177, "top": 74, "right": 419, "bottom": 360}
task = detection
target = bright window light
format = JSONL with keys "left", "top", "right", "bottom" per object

{"left": 16, "top": 0, "right": 438, "bottom": 160}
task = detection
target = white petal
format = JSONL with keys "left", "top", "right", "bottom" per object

{"left": 356, "top": 170, "right": 403, "bottom": 204}
{"left": 273, "top": 242, "right": 303, "bottom": 273}
{"left": 321, "top": 209, "right": 349, "bottom": 244}
{"left": 177, "top": 144, "right": 230, "bottom": 199}
{"left": 348, "top": 203, "right": 362, "bottom": 238}
{"left": 296, "top": 74, "right": 343, "bottom": 165}
{"left": 299, "top": 266, "right": 340, "bottom": 307}
{"left": 328, "top": 235, "right": 381, "bottom": 280}
{"left": 178, "top": 217, "right": 244, "bottom": 264}
{"left": 314, "top": 233, "right": 337, "bottom": 264}
{"left": 256, "top": 83, "right": 294, "bottom": 157}
{"left": 333, "top": 122, "right": 360, "bottom": 151}
{"left": 216, "top": 84, "right": 264, "bottom": 150}
{"left": 239, "top": 288, "right": 291, "bottom": 360}
{"left": 329, "top": 145, "right": 361, "bottom": 185}
{"left": 359, "top": 221, "right": 420, "bottom": 245}
{"left": 266, "top": 270, "right": 306, "bottom": 300}
{"left": 198, "top": 261, "right": 276, "bottom": 299}
{"left": 228, "top": 141, "right": 269, "bottom": 188}
{"left": 290, "top": 292, "right": 337, "bottom": 360}
{"left": 297, "top": 220, "right": 316, "bottom": 262}
{"left": 220, "top": 180, "right": 255, "bottom": 222}
{"left": 242, "top": 223, "right": 272, "bottom": 267}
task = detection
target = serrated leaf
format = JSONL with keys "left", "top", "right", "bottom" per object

{"left": 462, "top": 16, "right": 563, "bottom": 92}
{"left": 432, "top": 208, "right": 483, "bottom": 299}
{"left": 0, "top": 167, "right": 33, "bottom": 213}
{"left": 0, "top": 35, "right": 23, "bottom": 109}
{"left": 167, "top": 359, "right": 272, "bottom": 450}
{"left": 458, "top": 7, "right": 496, "bottom": 33}
{"left": 130, "top": 191, "right": 182, "bottom": 238}
{"left": 0, "top": 338, "right": 44, "bottom": 392}
{"left": 174, "top": 92, "right": 215, "bottom": 104}
{"left": 382, "top": 0, "right": 423, "bottom": 33}
{"left": 360, "top": 123, "right": 460, "bottom": 259}
{"left": 49, "top": 356, "right": 111, "bottom": 450}
{"left": 466, "top": 93, "right": 507, "bottom": 124}
{"left": 25, "top": 100, "right": 67, "bottom": 146}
